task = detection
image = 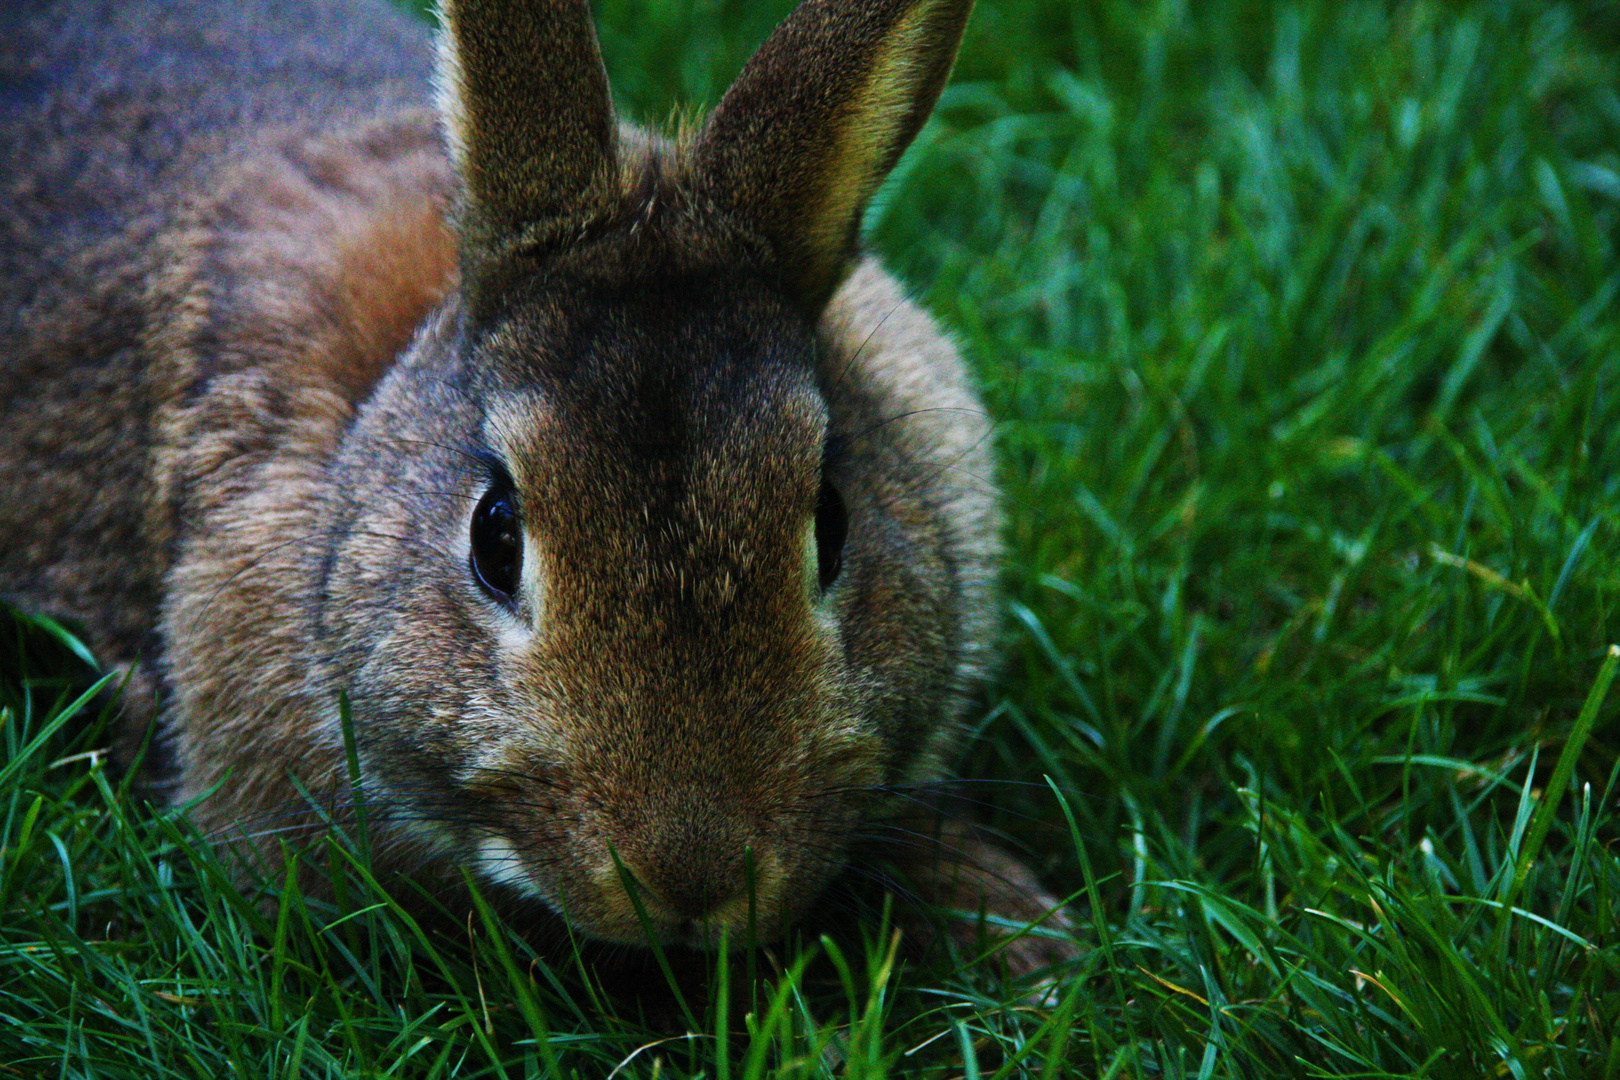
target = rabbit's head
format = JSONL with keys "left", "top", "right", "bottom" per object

{"left": 313, "top": 0, "right": 988, "bottom": 946}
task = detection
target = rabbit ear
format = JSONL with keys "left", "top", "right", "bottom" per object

{"left": 434, "top": 0, "right": 617, "bottom": 257}
{"left": 694, "top": 0, "right": 973, "bottom": 311}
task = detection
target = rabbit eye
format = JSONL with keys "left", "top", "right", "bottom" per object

{"left": 470, "top": 485, "right": 522, "bottom": 602}
{"left": 815, "top": 478, "right": 847, "bottom": 592}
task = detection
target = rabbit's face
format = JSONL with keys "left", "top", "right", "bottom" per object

{"left": 320, "top": 261, "right": 890, "bottom": 944}
{"left": 302, "top": 0, "right": 988, "bottom": 946}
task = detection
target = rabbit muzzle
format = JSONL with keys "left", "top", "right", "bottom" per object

{"left": 477, "top": 709, "right": 883, "bottom": 947}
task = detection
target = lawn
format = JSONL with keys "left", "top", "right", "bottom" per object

{"left": 4, "top": 0, "right": 1619, "bottom": 1076}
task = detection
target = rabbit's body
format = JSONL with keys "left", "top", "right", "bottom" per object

{"left": 1, "top": 0, "right": 439, "bottom": 666}
{"left": 1, "top": 0, "right": 1070, "bottom": 967}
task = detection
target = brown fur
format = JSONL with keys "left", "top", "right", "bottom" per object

{"left": 0, "top": 0, "right": 1074, "bottom": 978}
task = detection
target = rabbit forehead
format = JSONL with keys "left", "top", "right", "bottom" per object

{"left": 463, "top": 268, "right": 828, "bottom": 612}
{"left": 469, "top": 259, "right": 816, "bottom": 385}
{"left": 484, "top": 359, "right": 826, "bottom": 557}
{"left": 472, "top": 268, "right": 829, "bottom": 481}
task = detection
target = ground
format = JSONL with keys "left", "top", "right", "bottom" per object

{"left": 3, "top": 0, "right": 1619, "bottom": 1075}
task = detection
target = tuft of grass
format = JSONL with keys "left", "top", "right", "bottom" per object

{"left": 6, "top": 0, "right": 1620, "bottom": 1075}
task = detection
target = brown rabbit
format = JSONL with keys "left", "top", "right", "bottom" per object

{"left": 0, "top": 0, "right": 1072, "bottom": 974}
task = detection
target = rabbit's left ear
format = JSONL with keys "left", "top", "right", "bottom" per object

{"left": 434, "top": 0, "right": 618, "bottom": 282}
{"left": 694, "top": 0, "right": 974, "bottom": 312}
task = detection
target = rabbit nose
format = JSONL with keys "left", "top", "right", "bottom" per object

{"left": 613, "top": 826, "right": 770, "bottom": 923}
{"left": 621, "top": 857, "right": 738, "bottom": 922}
{"left": 618, "top": 846, "right": 745, "bottom": 922}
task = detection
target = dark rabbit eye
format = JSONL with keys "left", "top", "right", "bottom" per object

{"left": 470, "top": 485, "right": 522, "bottom": 601}
{"left": 815, "top": 478, "right": 847, "bottom": 592}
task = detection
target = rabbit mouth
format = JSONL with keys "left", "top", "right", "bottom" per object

{"left": 571, "top": 842, "right": 810, "bottom": 948}
{"left": 473, "top": 825, "right": 828, "bottom": 947}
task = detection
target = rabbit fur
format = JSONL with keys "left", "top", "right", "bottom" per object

{"left": 0, "top": 0, "right": 1073, "bottom": 971}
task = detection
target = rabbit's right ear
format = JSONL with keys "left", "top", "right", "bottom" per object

{"left": 695, "top": 0, "right": 974, "bottom": 312}
{"left": 434, "top": 0, "right": 617, "bottom": 278}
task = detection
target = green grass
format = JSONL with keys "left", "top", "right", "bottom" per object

{"left": 5, "top": 0, "right": 1620, "bottom": 1075}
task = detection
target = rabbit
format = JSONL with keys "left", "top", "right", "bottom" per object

{"left": 0, "top": 0, "right": 1074, "bottom": 976}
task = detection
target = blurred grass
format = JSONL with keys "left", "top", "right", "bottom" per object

{"left": 5, "top": 0, "right": 1620, "bottom": 1076}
